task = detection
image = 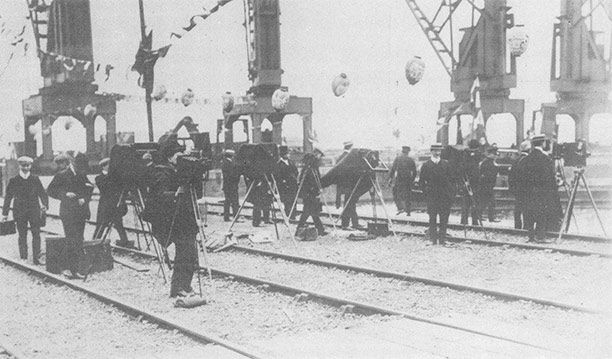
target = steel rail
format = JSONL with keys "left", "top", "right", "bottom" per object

{"left": 111, "top": 245, "right": 562, "bottom": 355}
{"left": 0, "top": 254, "right": 265, "bottom": 359}
{"left": 201, "top": 206, "right": 611, "bottom": 259}
{"left": 205, "top": 201, "right": 612, "bottom": 243}
{"left": 222, "top": 245, "right": 601, "bottom": 314}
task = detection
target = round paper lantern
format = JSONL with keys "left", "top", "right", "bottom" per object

{"left": 84, "top": 104, "right": 97, "bottom": 120}
{"left": 405, "top": 56, "right": 425, "bottom": 85}
{"left": 331, "top": 73, "right": 350, "bottom": 97}
{"left": 271, "top": 87, "right": 290, "bottom": 111}
{"left": 152, "top": 84, "right": 167, "bottom": 101}
{"left": 28, "top": 125, "right": 38, "bottom": 136}
{"left": 222, "top": 91, "right": 234, "bottom": 112}
{"left": 181, "top": 88, "right": 195, "bottom": 107}
{"left": 507, "top": 28, "right": 529, "bottom": 56}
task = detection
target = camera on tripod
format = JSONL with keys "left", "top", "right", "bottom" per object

{"left": 553, "top": 140, "right": 589, "bottom": 167}
{"left": 235, "top": 143, "right": 280, "bottom": 177}
{"left": 109, "top": 143, "right": 160, "bottom": 190}
{"left": 176, "top": 154, "right": 212, "bottom": 184}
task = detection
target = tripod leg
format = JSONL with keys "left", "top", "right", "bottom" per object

{"left": 311, "top": 168, "right": 337, "bottom": 231}
{"left": 227, "top": 181, "right": 255, "bottom": 232}
{"left": 134, "top": 189, "right": 168, "bottom": 283}
{"left": 580, "top": 173, "right": 608, "bottom": 237}
{"left": 267, "top": 175, "right": 297, "bottom": 245}
{"left": 288, "top": 173, "right": 306, "bottom": 220}
{"left": 557, "top": 175, "right": 579, "bottom": 242}
{"left": 368, "top": 176, "right": 397, "bottom": 237}
{"left": 189, "top": 186, "right": 212, "bottom": 282}
{"left": 336, "top": 176, "right": 364, "bottom": 226}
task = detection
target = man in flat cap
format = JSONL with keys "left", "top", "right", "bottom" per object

{"left": 93, "top": 158, "right": 131, "bottom": 247}
{"left": 275, "top": 145, "right": 298, "bottom": 220}
{"left": 389, "top": 146, "right": 417, "bottom": 216}
{"left": 2, "top": 156, "right": 48, "bottom": 264}
{"left": 419, "top": 144, "right": 454, "bottom": 244}
{"left": 221, "top": 149, "right": 241, "bottom": 222}
{"left": 521, "top": 135, "right": 559, "bottom": 242}
{"left": 47, "top": 153, "right": 94, "bottom": 278}
{"left": 477, "top": 145, "right": 500, "bottom": 222}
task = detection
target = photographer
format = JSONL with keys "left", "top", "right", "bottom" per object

{"left": 419, "top": 144, "right": 454, "bottom": 244}
{"left": 521, "top": 135, "right": 558, "bottom": 242}
{"left": 147, "top": 141, "right": 200, "bottom": 298}
{"left": 247, "top": 175, "right": 273, "bottom": 227}
{"left": 93, "top": 158, "right": 131, "bottom": 248}
{"left": 295, "top": 152, "right": 328, "bottom": 237}
{"left": 276, "top": 146, "right": 298, "bottom": 220}
{"left": 221, "top": 149, "right": 240, "bottom": 222}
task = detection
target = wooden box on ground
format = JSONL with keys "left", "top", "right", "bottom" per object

{"left": 46, "top": 236, "right": 113, "bottom": 274}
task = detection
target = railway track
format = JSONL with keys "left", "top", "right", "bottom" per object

{"left": 19, "top": 214, "right": 607, "bottom": 355}
{"left": 202, "top": 203, "right": 611, "bottom": 259}
{"left": 36, "top": 209, "right": 607, "bottom": 313}
{"left": 0, "top": 254, "right": 264, "bottom": 359}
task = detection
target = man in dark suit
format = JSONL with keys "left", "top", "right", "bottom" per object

{"left": 521, "top": 135, "right": 559, "bottom": 242}
{"left": 93, "top": 158, "right": 132, "bottom": 247}
{"left": 2, "top": 156, "right": 48, "bottom": 264}
{"left": 335, "top": 141, "right": 353, "bottom": 209}
{"left": 276, "top": 145, "right": 298, "bottom": 219}
{"left": 221, "top": 149, "right": 241, "bottom": 221}
{"left": 47, "top": 153, "right": 94, "bottom": 278}
{"left": 460, "top": 140, "right": 482, "bottom": 225}
{"left": 388, "top": 145, "right": 416, "bottom": 216}
{"left": 419, "top": 144, "right": 455, "bottom": 244}
{"left": 477, "top": 146, "right": 500, "bottom": 222}
{"left": 508, "top": 142, "right": 530, "bottom": 229}
{"left": 147, "top": 140, "right": 200, "bottom": 297}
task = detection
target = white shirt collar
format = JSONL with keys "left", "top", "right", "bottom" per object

{"left": 19, "top": 171, "right": 30, "bottom": 179}
{"left": 431, "top": 157, "right": 441, "bottom": 164}
{"left": 279, "top": 158, "right": 289, "bottom": 165}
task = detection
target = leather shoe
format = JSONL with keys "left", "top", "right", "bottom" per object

{"left": 318, "top": 231, "right": 329, "bottom": 236}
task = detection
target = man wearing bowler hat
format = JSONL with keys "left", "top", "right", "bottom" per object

{"left": 419, "top": 144, "right": 454, "bottom": 244}
{"left": 2, "top": 156, "right": 48, "bottom": 264}
{"left": 388, "top": 145, "right": 416, "bottom": 216}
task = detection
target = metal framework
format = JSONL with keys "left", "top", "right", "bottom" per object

{"left": 538, "top": 0, "right": 612, "bottom": 142}
{"left": 405, "top": 0, "right": 525, "bottom": 146}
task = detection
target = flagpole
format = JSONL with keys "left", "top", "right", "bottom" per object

{"left": 138, "top": 0, "right": 154, "bottom": 142}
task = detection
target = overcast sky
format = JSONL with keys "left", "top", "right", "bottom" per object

{"left": 0, "top": 0, "right": 610, "bottom": 156}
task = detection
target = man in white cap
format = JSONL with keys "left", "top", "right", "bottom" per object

{"left": 419, "top": 144, "right": 454, "bottom": 244}
{"left": 2, "top": 156, "right": 48, "bottom": 264}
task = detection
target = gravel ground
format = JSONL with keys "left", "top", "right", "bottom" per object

{"left": 0, "top": 232, "right": 394, "bottom": 350}
{"left": 199, "top": 214, "right": 612, "bottom": 312}
{"left": 0, "top": 262, "right": 209, "bottom": 359}
{"left": 208, "top": 250, "right": 612, "bottom": 355}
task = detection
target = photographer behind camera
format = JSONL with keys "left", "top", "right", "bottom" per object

{"left": 147, "top": 140, "right": 202, "bottom": 298}
{"left": 518, "top": 135, "right": 561, "bottom": 242}
{"left": 295, "top": 151, "right": 328, "bottom": 237}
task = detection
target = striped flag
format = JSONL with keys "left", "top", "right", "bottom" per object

{"left": 470, "top": 76, "right": 486, "bottom": 141}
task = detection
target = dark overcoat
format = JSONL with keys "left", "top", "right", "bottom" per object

{"left": 47, "top": 168, "right": 93, "bottom": 222}
{"left": 2, "top": 174, "right": 48, "bottom": 225}
{"left": 418, "top": 159, "right": 455, "bottom": 212}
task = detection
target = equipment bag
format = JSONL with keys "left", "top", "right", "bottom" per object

{"left": 0, "top": 220, "right": 16, "bottom": 236}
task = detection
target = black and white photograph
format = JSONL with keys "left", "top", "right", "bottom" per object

{"left": 0, "top": 0, "right": 611, "bottom": 357}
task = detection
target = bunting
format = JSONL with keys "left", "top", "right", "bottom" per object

{"left": 169, "top": 0, "right": 234, "bottom": 40}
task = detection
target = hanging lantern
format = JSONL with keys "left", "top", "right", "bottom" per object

{"left": 222, "top": 91, "right": 234, "bottom": 112}
{"left": 405, "top": 56, "right": 425, "bottom": 85}
{"left": 152, "top": 84, "right": 167, "bottom": 101}
{"left": 181, "top": 88, "right": 195, "bottom": 107}
{"left": 331, "top": 73, "right": 350, "bottom": 97}
{"left": 271, "top": 87, "right": 290, "bottom": 111}
{"left": 84, "top": 104, "right": 97, "bottom": 120}
{"left": 507, "top": 27, "right": 529, "bottom": 56}
{"left": 28, "top": 125, "right": 38, "bottom": 136}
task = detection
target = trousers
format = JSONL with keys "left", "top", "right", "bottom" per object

{"left": 16, "top": 215, "right": 41, "bottom": 262}
{"left": 61, "top": 218, "right": 86, "bottom": 274}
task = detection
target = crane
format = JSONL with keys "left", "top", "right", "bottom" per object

{"left": 405, "top": 0, "right": 525, "bottom": 146}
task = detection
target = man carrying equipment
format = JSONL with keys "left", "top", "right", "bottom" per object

{"left": 2, "top": 156, "right": 48, "bottom": 264}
